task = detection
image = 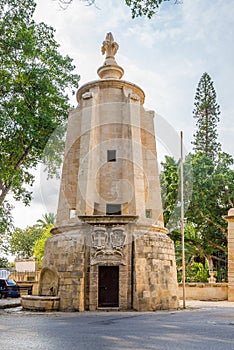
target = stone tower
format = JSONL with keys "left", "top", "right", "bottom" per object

{"left": 41, "top": 33, "right": 179, "bottom": 311}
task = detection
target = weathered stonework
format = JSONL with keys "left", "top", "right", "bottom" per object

{"left": 133, "top": 227, "right": 178, "bottom": 310}
{"left": 41, "top": 219, "right": 178, "bottom": 311}
{"left": 21, "top": 296, "right": 60, "bottom": 312}
{"left": 39, "top": 33, "right": 179, "bottom": 311}
{"left": 224, "top": 208, "right": 234, "bottom": 301}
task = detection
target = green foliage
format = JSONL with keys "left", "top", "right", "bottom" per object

{"left": 186, "top": 152, "right": 233, "bottom": 246}
{"left": 0, "top": 202, "right": 13, "bottom": 256}
{"left": 160, "top": 156, "right": 179, "bottom": 227}
{"left": 3, "top": 213, "right": 55, "bottom": 262}
{"left": 160, "top": 72, "right": 233, "bottom": 282}
{"left": 0, "top": 0, "right": 79, "bottom": 233}
{"left": 7, "top": 226, "right": 44, "bottom": 257}
{"left": 36, "top": 212, "right": 56, "bottom": 229}
{"left": 0, "top": 256, "right": 9, "bottom": 268}
{"left": 0, "top": 202, "right": 13, "bottom": 236}
{"left": 125, "top": 0, "right": 167, "bottom": 18}
{"left": 160, "top": 154, "right": 194, "bottom": 231}
{"left": 58, "top": 0, "right": 178, "bottom": 18}
{"left": 192, "top": 73, "right": 221, "bottom": 160}
{"left": 174, "top": 222, "right": 209, "bottom": 282}
{"left": 186, "top": 262, "right": 209, "bottom": 283}
{"left": 186, "top": 152, "right": 233, "bottom": 280}
{"left": 215, "top": 264, "right": 228, "bottom": 282}
{"left": 33, "top": 224, "right": 53, "bottom": 265}
{"left": 161, "top": 152, "right": 234, "bottom": 282}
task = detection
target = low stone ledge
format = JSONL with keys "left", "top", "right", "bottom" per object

{"left": 178, "top": 283, "right": 228, "bottom": 301}
{"left": 21, "top": 295, "right": 60, "bottom": 312}
{"left": 78, "top": 215, "right": 138, "bottom": 225}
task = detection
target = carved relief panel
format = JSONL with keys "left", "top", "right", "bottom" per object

{"left": 91, "top": 226, "right": 127, "bottom": 265}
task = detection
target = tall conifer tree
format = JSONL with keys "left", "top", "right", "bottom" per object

{"left": 192, "top": 72, "right": 221, "bottom": 160}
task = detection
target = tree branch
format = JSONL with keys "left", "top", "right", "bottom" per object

{"left": 203, "top": 237, "right": 227, "bottom": 253}
{"left": 199, "top": 210, "right": 228, "bottom": 239}
{"left": 0, "top": 143, "right": 33, "bottom": 205}
{"left": 210, "top": 255, "right": 227, "bottom": 264}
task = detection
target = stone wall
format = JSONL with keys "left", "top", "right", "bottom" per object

{"left": 56, "top": 80, "right": 164, "bottom": 228}
{"left": 9, "top": 271, "right": 40, "bottom": 295}
{"left": 42, "top": 221, "right": 179, "bottom": 311}
{"left": 42, "top": 225, "right": 88, "bottom": 311}
{"left": 88, "top": 225, "right": 132, "bottom": 310}
{"left": 133, "top": 228, "right": 178, "bottom": 311}
{"left": 224, "top": 208, "right": 234, "bottom": 301}
{"left": 15, "top": 258, "right": 38, "bottom": 272}
{"left": 178, "top": 283, "right": 228, "bottom": 301}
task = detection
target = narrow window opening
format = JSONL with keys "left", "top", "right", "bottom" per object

{"left": 106, "top": 204, "right": 121, "bottom": 215}
{"left": 146, "top": 209, "right": 152, "bottom": 218}
{"left": 107, "top": 150, "right": 116, "bottom": 162}
{"left": 69, "top": 209, "right": 77, "bottom": 219}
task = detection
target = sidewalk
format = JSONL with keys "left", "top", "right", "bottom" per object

{"left": 180, "top": 299, "right": 234, "bottom": 309}
{"left": 1, "top": 298, "right": 234, "bottom": 311}
{"left": 0, "top": 297, "right": 21, "bottom": 309}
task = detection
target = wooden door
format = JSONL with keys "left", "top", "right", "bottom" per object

{"left": 98, "top": 266, "right": 119, "bottom": 307}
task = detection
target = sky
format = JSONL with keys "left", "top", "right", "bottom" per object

{"left": 11, "top": 0, "right": 234, "bottom": 229}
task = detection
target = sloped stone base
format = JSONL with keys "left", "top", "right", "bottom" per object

{"left": 133, "top": 229, "right": 179, "bottom": 310}
{"left": 40, "top": 219, "right": 178, "bottom": 311}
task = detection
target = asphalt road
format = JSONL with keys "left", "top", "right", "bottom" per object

{"left": 1, "top": 302, "right": 234, "bottom": 350}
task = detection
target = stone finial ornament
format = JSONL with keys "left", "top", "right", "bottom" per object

{"left": 101, "top": 32, "right": 119, "bottom": 59}
{"left": 97, "top": 32, "right": 124, "bottom": 79}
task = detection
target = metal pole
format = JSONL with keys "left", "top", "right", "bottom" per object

{"left": 180, "top": 131, "right": 186, "bottom": 309}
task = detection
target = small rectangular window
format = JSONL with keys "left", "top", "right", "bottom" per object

{"left": 107, "top": 150, "right": 116, "bottom": 162}
{"left": 106, "top": 204, "right": 121, "bottom": 215}
{"left": 69, "top": 209, "right": 77, "bottom": 219}
{"left": 146, "top": 209, "right": 152, "bottom": 218}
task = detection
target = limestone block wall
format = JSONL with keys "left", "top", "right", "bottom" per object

{"left": 88, "top": 264, "right": 131, "bottom": 311}
{"left": 140, "top": 110, "right": 164, "bottom": 225}
{"left": 56, "top": 80, "right": 164, "bottom": 227}
{"left": 133, "top": 229, "right": 178, "bottom": 311}
{"left": 42, "top": 226, "right": 89, "bottom": 311}
{"left": 224, "top": 208, "right": 234, "bottom": 301}
{"left": 87, "top": 223, "right": 133, "bottom": 311}
{"left": 42, "top": 221, "right": 179, "bottom": 312}
{"left": 56, "top": 109, "right": 81, "bottom": 225}
{"left": 178, "top": 283, "right": 228, "bottom": 301}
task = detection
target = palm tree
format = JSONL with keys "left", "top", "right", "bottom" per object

{"left": 36, "top": 213, "right": 56, "bottom": 229}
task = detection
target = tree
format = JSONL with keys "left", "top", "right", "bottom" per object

{"left": 160, "top": 152, "right": 234, "bottom": 281}
{"left": 0, "top": 203, "right": 13, "bottom": 241}
{"left": 189, "top": 72, "right": 233, "bottom": 276}
{"left": 0, "top": 256, "right": 9, "bottom": 268}
{"left": 174, "top": 223, "right": 210, "bottom": 282}
{"left": 160, "top": 154, "right": 194, "bottom": 230}
{"left": 0, "top": 0, "right": 79, "bottom": 233}
{"left": 161, "top": 72, "right": 233, "bottom": 281}
{"left": 58, "top": 0, "right": 179, "bottom": 18}
{"left": 186, "top": 152, "right": 233, "bottom": 273}
{"left": 36, "top": 213, "right": 56, "bottom": 229}
{"left": 33, "top": 224, "right": 53, "bottom": 265}
{"left": 192, "top": 73, "right": 221, "bottom": 160}
{"left": 160, "top": 156, "right": 179, "bottom": 227}
{"left": 6, "top": 226, "right": 44, "bottom": 257}
{"left": 4, "top": 213, "right": 55, "bottom": 261}
{"left": 124, "top": 0, "right": 178, "bottom": 18}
